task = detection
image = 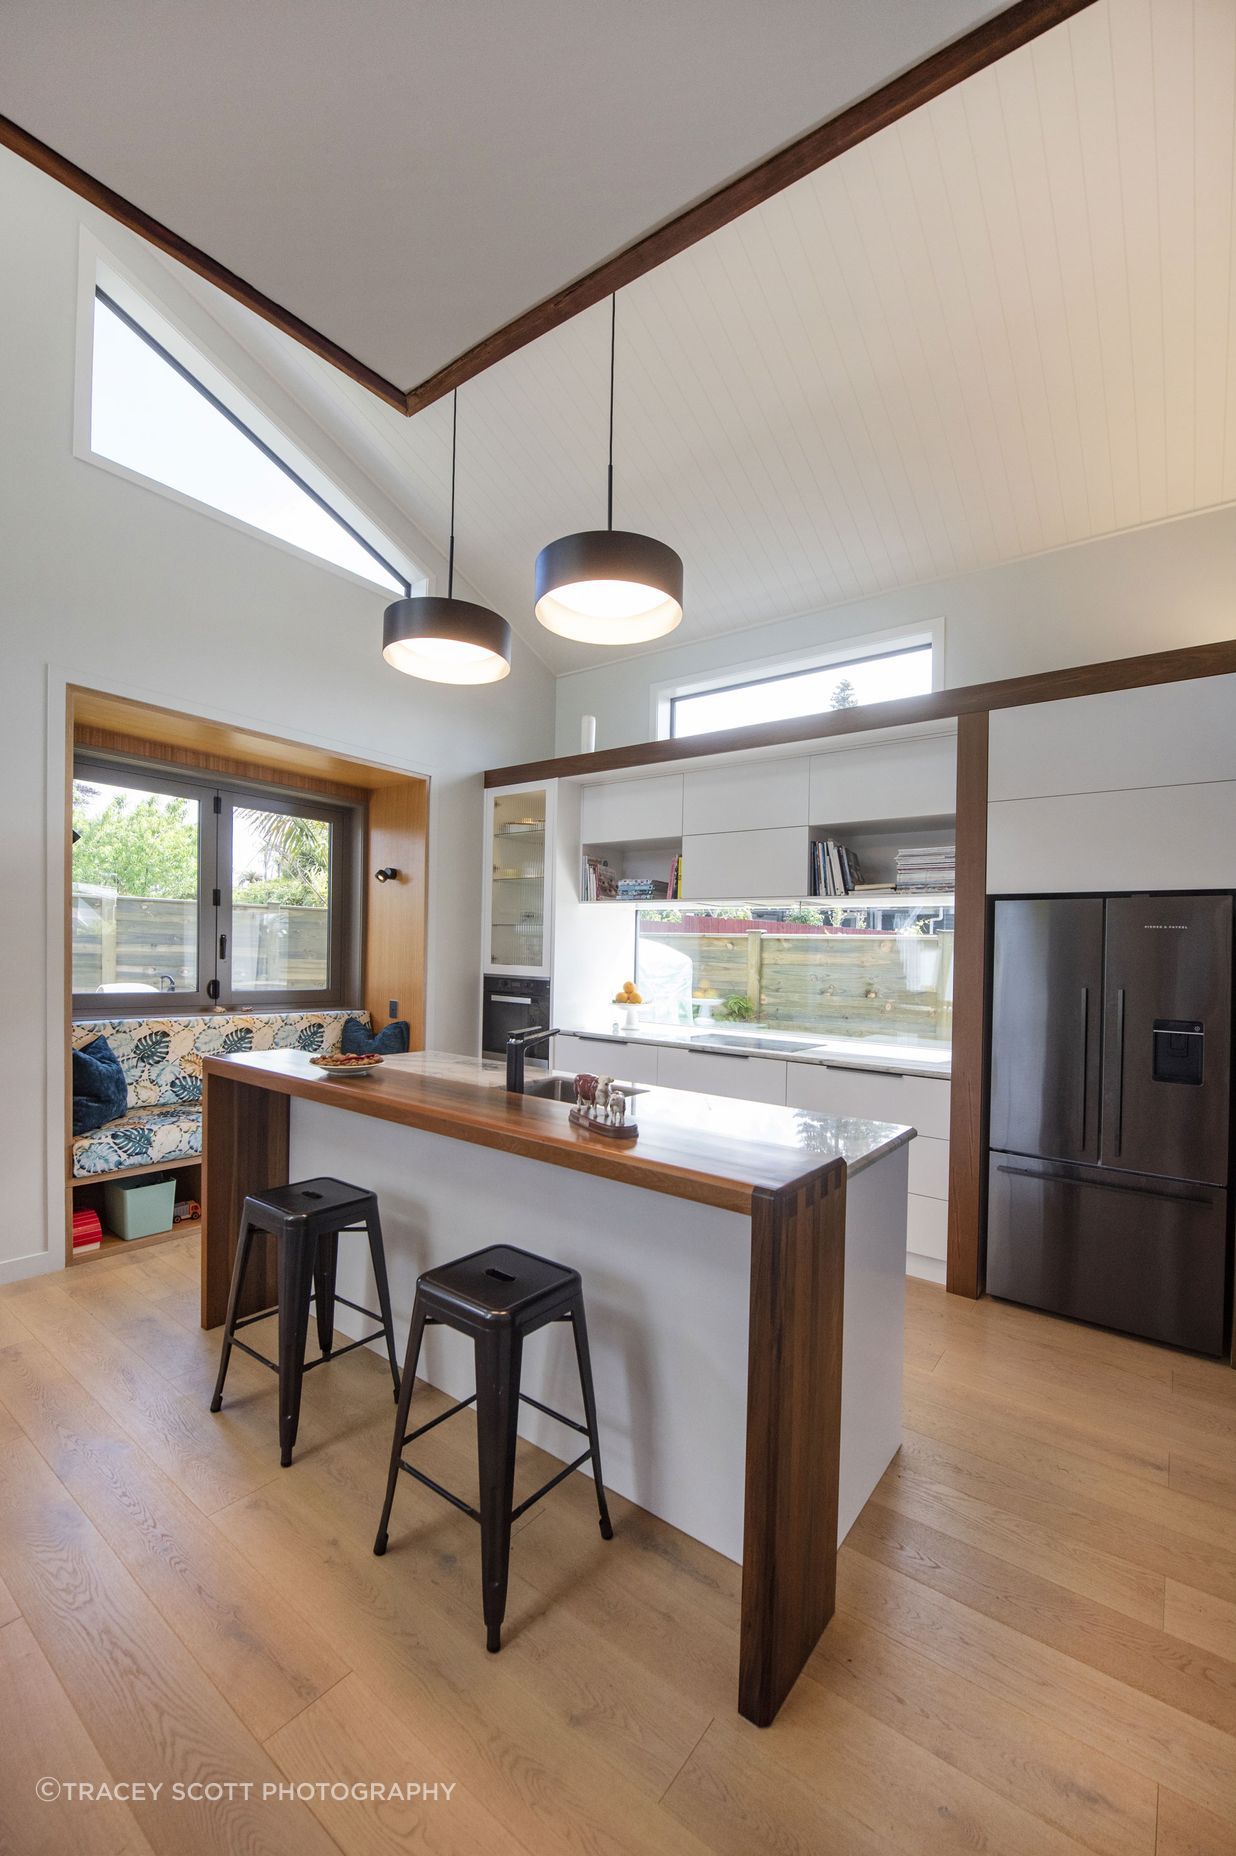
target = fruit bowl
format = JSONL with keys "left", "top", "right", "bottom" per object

{"left": 310, "top": 1053, "right": 384, "bottom": 1077}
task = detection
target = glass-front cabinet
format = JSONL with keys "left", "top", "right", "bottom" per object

{"left": 484, "top": 784, "right": 555, "bottom": 974}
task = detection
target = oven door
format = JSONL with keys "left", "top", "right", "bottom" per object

{"left": 482, "top": 978, "right": 550, "bottom": 1057}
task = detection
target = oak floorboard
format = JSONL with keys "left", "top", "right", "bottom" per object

{"left": 1164, "top": 1582, "right": 1236, "bottom": 1664}
{"left": 264, "top": 1670, "right": 533, "bottom": 1856}
{"left": 10, "top": 1284, "right": 276, "bottom": 1514}
{"left": 2, "top": 1241, "right": 1235, "bottom": 1856}
{"left": 807, "top": 1609, "right": 1157, "bottom": 1856}
{"left": 1155, "top": 1786, "right": 1236, "bottom": 1856}
{"left": 0, "top": 1336, "right": 349, "bottom": 1741}
{"left": 0, "top": 1615, "right": 158, "bottom": 1856}
{"left": 0, "top": 1434, "right": 344, "bottom": 1856}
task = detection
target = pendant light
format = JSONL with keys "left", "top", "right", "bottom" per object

{"left": 534, "top": 296, "right": 683, "bottom": 645}
{"left": 383, "top": 392, "right": 512, "bottom": 684}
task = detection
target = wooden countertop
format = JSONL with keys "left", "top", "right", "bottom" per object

{"left": 203, "top": 1049, "right": 913, "bottom": 1216}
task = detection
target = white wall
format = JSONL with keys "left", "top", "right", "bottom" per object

{"left": 555, "top": 504, "right": 1236, "bottom": 753}
{"left": 0, "top": 151, "right": 555, "bottom": 1280}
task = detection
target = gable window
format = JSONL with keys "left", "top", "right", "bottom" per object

{"left": 89, "top": 288, "right": 408, "bottom": 595}
{"left": 72, "top": 757, "right": 358, "bottom": 1013}
{"left": 664, "top": 639, "right": 936, "bottom": 740}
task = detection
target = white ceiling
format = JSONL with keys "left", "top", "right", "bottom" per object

{"left": 0, "top": 0, "right": 1001, "bottom": 390}
{"left": 193, "top": 0, "right": 1235, "bottom": 675}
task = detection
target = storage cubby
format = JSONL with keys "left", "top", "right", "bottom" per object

{"left": 68, "top": 1157, "right": 201, "bottom": 1265}
{"left": 807, "top": 813, "right": 956, "bottom": 903}
{"left": 581, "top": 838, "right": 683, "bottom": 904}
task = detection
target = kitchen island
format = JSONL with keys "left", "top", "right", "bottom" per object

{"left": 202, "top": 1048, "right": 913, "bottom": 1726}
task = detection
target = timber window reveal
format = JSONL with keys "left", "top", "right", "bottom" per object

{"left": 72, "top": 757, "right": 357, "bottom": 1013}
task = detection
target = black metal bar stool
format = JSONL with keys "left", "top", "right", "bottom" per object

{"left": 210, "top": 1176, "right": 401, "bottom": 1466}
{"left": 373, "top": 1243, "right": 612, "bottom": 1652}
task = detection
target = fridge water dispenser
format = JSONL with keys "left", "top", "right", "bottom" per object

{"left": 1152, "top": 1020, "right": 1205, "bottom": 1085}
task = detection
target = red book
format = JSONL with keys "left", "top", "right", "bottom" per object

{"left": 72, "top": 1208, "right": 103, "bottom": 1247}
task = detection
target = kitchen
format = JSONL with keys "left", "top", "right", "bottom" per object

{"left": 4, "top": 3, "right": 1236, "bottom": 1854}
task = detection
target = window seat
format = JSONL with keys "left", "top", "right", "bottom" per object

{"left": 70, "top": 1009, "right": 369, "bottom": 1179}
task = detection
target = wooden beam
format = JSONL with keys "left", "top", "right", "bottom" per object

{"left": 740, "top": 1163, "right": 846, "bottom": 1726}
{"left": 0, "top": 113, "right": 408, "bottom": 415}
{"left": 484, "top": 635, "right": 1236, "bottom": 787}
{"left": 1, "top": 1, "right": 1097, "bottom": 416}
{"left": 946, "top": 713, "right": 989, "bottom": 1300}
{"left": 404, "top": 0, "right": 1098, "bottom": 412}
{"left": 201, "top": 1072, "right": 290, "bottom": 1328}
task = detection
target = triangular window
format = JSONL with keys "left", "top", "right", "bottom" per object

{"left": 90, "top": 289, "right": 407, "bottom": 595}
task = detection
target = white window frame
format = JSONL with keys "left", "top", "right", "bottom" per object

{"left": 649, "top": 619, "right": 946, "bottom": 741}
{"left": 73, "top": 234, "right": 428, "bottom": 599}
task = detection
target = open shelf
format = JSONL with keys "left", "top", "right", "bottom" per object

{"left": 72, "top": 1219, "right": 199, "bottom": 1265}
{"left": 582, "top": 838, "right": 682, "bottom": 905}
{"left": 808, "top": 813, "right": 955, "bottom": 901}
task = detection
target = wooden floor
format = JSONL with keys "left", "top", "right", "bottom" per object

{"left": 1, "top": 1237, "right": 1234, "bottom": 1856}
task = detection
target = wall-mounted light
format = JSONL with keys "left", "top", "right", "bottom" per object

{"left": 374, "top": 867, "right": 399, "bottom": 884}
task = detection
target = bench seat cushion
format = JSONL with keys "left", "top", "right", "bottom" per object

{"left": 72, "top": 1105, "right": 202, "bottom": 1177}
{"left": 71, "top": 1011, "right": 369, "bottom": 1108}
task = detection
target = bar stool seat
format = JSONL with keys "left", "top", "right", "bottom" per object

{"left": 210, "top": 1175, "right": 400, "bottom": 1466}
{"left": 373, "top": 1243, "right": 613, "bottom": 1652}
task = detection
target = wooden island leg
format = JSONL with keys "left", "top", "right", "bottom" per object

{"left": 739, "top": 1160, "right": 846, "bottom": 1726}
{"left": 201, "top": 1073, "right": 290, "bottom": 1328}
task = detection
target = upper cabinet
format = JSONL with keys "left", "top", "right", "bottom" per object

{"left": 809, "top": 732, "right": 955, "bottom": 824}
{"left": 580, "top": 775, "right": 683, "bottom": 844}
{"left": 679, "top": 825, "right": 806, "bottom": 901}
{"left": 989, "top": 677, "right": 1236, "bottom": 802}
{"left": 484, "top": 783, "right": 555, "bottom": 974}
{"left": 682, "top": 758, "right": 810, "bottom": 834}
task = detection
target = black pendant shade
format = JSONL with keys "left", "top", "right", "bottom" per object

{"left": 382, "top": 392, "right": 512, "bottom": 684}
{"left": 534, "top": 295, "right": 683, "bottom": 646}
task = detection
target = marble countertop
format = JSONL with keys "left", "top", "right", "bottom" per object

{"left": 557, "top": 1022, "right": 952, "bottom": 1080}
{"left": 204, "top": 1048, "right": 915, "bottom": 1212}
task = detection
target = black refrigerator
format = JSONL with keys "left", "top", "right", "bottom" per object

{"left": 987, "top": 893, "right": 1233, "bottom": 1356}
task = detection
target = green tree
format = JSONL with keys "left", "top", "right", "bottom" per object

{"left": 830, "top": 678, "right": 858, "bottom": 709}
{"left": 72, "top": 789, "right": 198, "bottom": 897}
{"left": 235, "top": 811, "right": 329, "bottom": 907}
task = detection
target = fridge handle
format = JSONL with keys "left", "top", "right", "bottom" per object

{"left": 1079, "top": 986, "right": 1088, "bottom": 1151}
{"left": 1111, "top": 987, "right": 1126, "bottom": 1159}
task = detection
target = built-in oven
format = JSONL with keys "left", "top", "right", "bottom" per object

{"left": 482, "top": 974, "right": 552, "bottom": 1059}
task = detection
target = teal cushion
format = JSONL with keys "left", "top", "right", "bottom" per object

{"left": 341, "top": 1017, "right": 410, "bottom": 1056}
{"left": 72, "top": 1106, "right": 202, "bottom": 1177}
{"left": 72, "top": 1035, "right": 128, "bottom": 1134}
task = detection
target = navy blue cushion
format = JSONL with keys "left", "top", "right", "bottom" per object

{"left": 72, "top": 1035, "right": 128, "bottom": 1134}
{"left": 341, "top": 1017, "right": 410, "bottom": 1056}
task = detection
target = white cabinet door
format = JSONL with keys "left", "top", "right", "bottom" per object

{"left": 679, "top": 826, "right": 807, "bottom": 900}
{"left": 809, "top": 733, "right": 955, "bottom": 824}
{"left": 987, "top": 782, "right": 1236, "bottom": 894}
{"left": 683, "top": 758, "right": 810, "bottom": 834}
{"left": 906, "top": 1194, "right": 948, "bottom": 1262}
{"left": 908, "top": 1134, "right": 950, "bottom": 1200}
{"left": 988, "top": 676, "right": 1236, "bottom": 802}
{"left": 785, "top": 1063, "right": 951, "bottom": 1139}
{"left": 655, "top": 1045, "right": 787, "bottom": 1104}
{"left": 580, "top": 776, "right": 684, "bottom": 844}
{"left": 553, "top": 1034, "right": 661, "bottom": 1085}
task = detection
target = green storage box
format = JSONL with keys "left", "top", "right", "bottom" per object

{"left": 103, "top": 1174, "right": 176, "bottom": 1241}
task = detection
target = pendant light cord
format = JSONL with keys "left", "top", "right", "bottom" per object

{"left": 446, "top": 389, "right": 458, "bottom": 599}
{"left": 606, "top": 294, "right": 616, "bottom": 532}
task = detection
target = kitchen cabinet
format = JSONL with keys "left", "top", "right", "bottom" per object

{"left": 483, "top": 783, "right": 555, "bottom": 975}
{"left": 679, "top": 825, "right": 806, "bottom": 901}
{"left": 987, "top": 781, "right": 1236, "bottom": 895}
{"left": 809, "top": 733, "right": 955, "bottom": 825}
{"left": 552, "top": 1034, "right": 661, "bottom": 1085}
{"left": 908, "top": 1134, "right": 950, "bottom": 1201}
{"left": 784, "top": 1063, "right": 950, "bottom": 1139}
{"left": 655, "top": 1045, "right": 788, "bottom": 1104}
{"left": 683, "top": 758, "right": 809, "bottom": 835}
{"left": 988, "top": 675, "right": 1236, "bottom": 802}
{"left": 580, "top": 775, "right": 683, "bottom": 844}
{"left": 906, "top": 1194, "right": 948, "bottom": 1263}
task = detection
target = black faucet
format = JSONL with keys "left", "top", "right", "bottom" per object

{"left": 506, "top": 1026, "right": 560, "bottom": 1094}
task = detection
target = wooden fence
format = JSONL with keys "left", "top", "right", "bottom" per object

{"left": 72, "top": 891, "right": 328, "bottom": 993}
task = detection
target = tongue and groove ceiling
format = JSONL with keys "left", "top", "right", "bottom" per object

{"left": 3, "top": 0, "right": 1234, "bottom": 675}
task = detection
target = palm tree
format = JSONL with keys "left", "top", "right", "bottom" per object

{"left": 238, "top": 811, "right": 330, "bottom": 904}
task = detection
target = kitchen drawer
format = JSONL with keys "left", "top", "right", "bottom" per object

{"left": 553, "top": 1034, "right": 661, "bottom": 1085}
{"left": 809, "top": 733, "right": 955, "bottom": 824}
{"left": 908, "top": 1134, "right": 950, "bottom": 1201}
{"left": 680, "top": 826, "right": 807, "bottom": 901}
{"left": 784, "top": 1063, "right": 951, "bottom": 1139}
{"left": 683, "top": 758, "right": 810, "bottom": 834}
{"left": 906, "top": 1194, "right": 948, "bottom": 1262}
{"left": 655, "top": 1045, "right": 787, "bottom": 1104}
{"left": 580, "top": 775, "right": 683, "bottom": 844}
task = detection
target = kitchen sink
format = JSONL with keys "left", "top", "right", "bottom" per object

{"left": 521, "top": 1073, "right": 648, "bottom": 1102}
